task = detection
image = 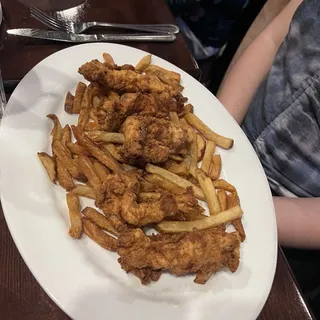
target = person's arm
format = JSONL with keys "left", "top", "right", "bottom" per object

{"left": 217, "top": 0, "right": 302, "bottom": 124}
{"left": 274, "top": 197, "right": 320, "bottom": 248}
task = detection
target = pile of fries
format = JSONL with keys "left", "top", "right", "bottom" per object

{"left": 37, "top": 52, "right": 245, "bottom": 285}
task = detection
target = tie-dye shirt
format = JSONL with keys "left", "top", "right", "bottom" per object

{"left": 242, "top": 0, "right": 320, "bottom": 197}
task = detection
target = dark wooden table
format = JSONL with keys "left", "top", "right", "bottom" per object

{"left": 0, "top": 0, "right": 199, "bottom": 91}
{"left": 0, "top": 0, "right": 315, "bottom": 319}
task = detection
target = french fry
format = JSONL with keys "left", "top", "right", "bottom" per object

{"left": 85, "top": 131, "right": 125, "bottom": 144}
{"left": 64, "top": 91, "right": 74, "bottom": 114}
{"left": 138, "top": 192, "right": 161, "bottom": 202}
{"left": 188, "top": 175, "right": 200, "bottom": 188}
{"left": 146, "top": 164, "right": 204, "bottom": 200}
{"left": 169, "top": 111, "right": 179, "bottom": 125}
{"left": 71, "top": 184, "right": 96, "bottom": 199}
{"left": 103, "top": 52, "right": 115, "bottom": 66}
{"left": 52, "top": 140, "right": 82, "bottom": 180}
{"left": 227, "top": 193, "right": 246, "bottom": 242}
{"left": 47, "top": 114, "right": 62, "bottom": 141}
{"left": 67, "top": 143, "right": 91, "bottom": 156}
{"left": 56, "top": 158, "right": 74, "bottom": 190}
{"left": 166, "top": 155, "right": 191, "bottom": 177}
{"left": 189, "top": 130, "right": 198, "bottom": 178}
{"left": 201, "top": 140, "right": 216, "bottom": 174}
{"left": 82, "top": 207, "right": 119, "bottom": 236}
{"left": 102, "top": 144, "right": 124, "bottom": 162}
{"left": 82, "top": 217, "right": 117, "bottom": 251}
{"left": 60, "top": 125, "right": 72, "bottom": 158}
{"left": 66, "top": 193, "right": 82, "bottom": 239}
{"left": 165, "top": 210, "right": 207, "bottom": 222}
{"left": 157, "top": 205, "right": 243, "bottom": 233}
{"left": 145, "top": 65, "right": 182, "bottom": 91}
{"left": 183, "top": 212, "right": 207, "bottom": 221}
{"left": 217, "top": 189, "right": 228, "bottom": 211}
{"left": 78, "top": 155, "right": 101, "bottom": 194}
{"left": 72, "top": 126, "right": 123, "bottom": 173}
{"left": 185, "top": 113, "right": 233, "bottom": 149}
{"left": 73, "top": 82, "right": 87, "bottom": 114}
{"left": 144, "top": 174, "right": 183, "bottom": 194}
{"left": 147, "top": 65, "right": 181, "bottom": 84}
{"left": 196, "top": 134, "right": 206, "bottom": 161}
{"left": 212, "top": 179, "right": 236, "bottom": 192}
{"left": 61, "top": 125, "right": 72, "bottom": 145}
{"left": 135, "top": 54, "right": 152, "bottom": 72}
{"left": 37, "top": 152, "right": 56, "bottom": 183}
{"left": 209, "top": 154, "right": 221, "bottom": 180}
{"left": 93, "top": 161, "right": 110, "bottom": 181}
{"left": 196, "top": 169, "right": 221, "bottom": 214}
{"left": 169, "top": 154, "right": 184, "bottom": 162}
{"left": 78, "top": 84, "right": 94, "bottom": 129}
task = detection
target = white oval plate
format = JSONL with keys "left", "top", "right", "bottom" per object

{"left": 0, "top": 43, "right": 277, "bottom": 320}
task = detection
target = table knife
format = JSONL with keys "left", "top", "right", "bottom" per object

{"left": 7, "top": 28, "right": 176, "bottom": 42}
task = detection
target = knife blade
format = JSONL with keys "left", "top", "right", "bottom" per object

{"left": 7, "top": 28, "right": 176, "bottom": 42}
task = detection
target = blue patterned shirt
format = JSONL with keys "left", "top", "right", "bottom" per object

{"left": 242, "top": 0, "right": 320, "bottom": 197}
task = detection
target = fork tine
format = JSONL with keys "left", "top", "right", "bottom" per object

{"left": 30, "top": 6, "right": 73, "bottom": 33}
{"left": 30, "top": 12, "right": 65, "bottom": 32}
{"left": 30, "top": 6, "right": 65, "bottom": 26}
{"left": 30, "top": 6, "right": 69, "bottom": 29}
{"left": 30, "top": 7, "right": 66, "bottom": 31}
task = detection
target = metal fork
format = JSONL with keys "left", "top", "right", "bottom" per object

{"left": 30, "top": 6, "right": 179, "bottom": 35}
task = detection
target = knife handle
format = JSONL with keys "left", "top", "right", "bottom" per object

{"left": 88, "top": 22, "right": 179, "bottom": 34}
{"left": 95, "top": 33, "right": 176, "bottom": 42}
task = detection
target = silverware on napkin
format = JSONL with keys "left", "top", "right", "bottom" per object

{"left": 7, "top": 29, "right": 176, "bottom": 42}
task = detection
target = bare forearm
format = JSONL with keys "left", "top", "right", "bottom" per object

{"left": 217, "top": 35, "right": 279, "bottom": 123}
{"left": 217, "top": 0, "right": 302, "bottom": 124}
{"left": 274, "top": 197, "right": 320, "bottom": 248}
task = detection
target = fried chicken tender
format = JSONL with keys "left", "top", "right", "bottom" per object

{"left": 124, "top": 267, "right": 162, "bottom": 285}
{"left": 120, "top": 93, "right": 159, "bottom": 116}
{"left": 120, "top": 192, "right": 177, "bottom": 226}
{"left": 92, "top": 100, "right": 125, "bottom": 132}
{"left": 175, "top": 187, "right": 205, "bottom": 216}
{"left": 90, "top": 93, "right": 174, "bottom": 132}
{"left": 120, "top": 115, "right": 187, "bottom": 164}
{"left": 117, "top": 228, "right": 240, "bottom": 284}
{"left": 95, "top": 173, "right": 140, "bottom": 232}
{"left": 152, "top": 91, "right": 185, "bottom": 115}
{"left": 78, "top": 60, "right": 179, "bottom": 96}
